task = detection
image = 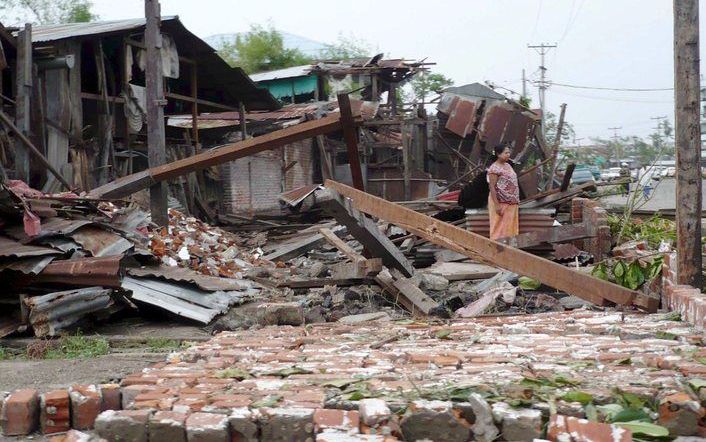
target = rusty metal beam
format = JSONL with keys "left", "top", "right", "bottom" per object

{"left": 324, "top": 179, "right": 657, "bottom": 312}
{"left": 89, "top": 114, "right": 345, "bottom": 199}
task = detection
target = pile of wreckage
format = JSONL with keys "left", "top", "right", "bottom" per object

{"left": 0, "top": 155, "right": 660, "bottom": 341}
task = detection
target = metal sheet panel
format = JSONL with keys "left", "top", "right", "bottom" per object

{"left": 34, "top": 256, "right": 122, "bottom": 287}
{"left": 279, "top": 184, "right": 324, "bottom": 208}
{"left": 4, "top": 217, "right": 92, "bottom": 242}
{"left": 445, "top": 98, "right": 477, "bottom": 138}
{"left": 479, "top": 102, "right": 513, "bottom": 148}
{"left": 0, "top": 236, "right": 61, "bottom": 257}
{"left": 0, "top": 256, "right": 55, "bottom": 274}
{"left": 69, "top": 226, "right": 134, "bottom": 257}
{"left": 437, "top": 94, "right": 459, "bottom": 115}
{"left": 127, "top": 266, "right": 255, "bottom": 292}
{"left": 502, "top": 111, "right": 535, "bottom": 154}
{"left": 25, "top": 287, "right": 114, "bottom": 337}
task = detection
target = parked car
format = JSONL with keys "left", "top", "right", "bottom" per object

{"left": 571, "top": 166, "right": 595, "bottom": 185}
{"left": 660, "top": 167, "right": 676, "bottom": 178}
{"left": 600, "top": 167, "right": 621, "bottom": 181}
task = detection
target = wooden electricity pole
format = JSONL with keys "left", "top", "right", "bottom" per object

{"left": 674, "top": 0, "right": 702, "bottom": 287}
{"left": 145, "top": 0, "right": 168, "bottom": 226}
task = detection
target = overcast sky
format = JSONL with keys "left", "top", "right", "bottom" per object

{"left": 85, "top": 1, "right": 706, "bottom": 141}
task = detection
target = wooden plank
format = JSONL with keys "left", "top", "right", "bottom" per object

{"left": 317, "top": 188, "right": 415, "bottom": 277}
{"left": 165, "top": 91, "right": 238, "bottom": 111}
{"left": 674, "top": 0, "right": 703, "bottom": 286}
{"left": 338, "top": 93, "right": 365, "bottom": 190}
{"left": 145, "top": 0, "right": 168, "bottom": 226}
{"left": 89, "top": 114, "right": 344, "bottom": 199}
{"left": 325, "top": 179, "right": 655, "bottom": 311}
{"left": 15, "top": 24, "right": 31, "bottom": 183}
{"left": 560, "top": 163, "right": 576, "bottom": 192}
{"left": 497, "top": 222, "right": 593, "bottom": 249}
{"left": 374, "top": 268, "right": 438, "bottom": 316}
{"left": 262, "top": 226, "right": 346, "bottom": 262}
{"left": 319, "top": 227, "right": 363, "bottom": 263}
{"left": 277, "top": 278, "right": 374, "bottom": 289}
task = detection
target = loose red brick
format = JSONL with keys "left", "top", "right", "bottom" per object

{"left": 40, "top": 389, "right": 70, "bottom": 434}
{"left": 69, "top": 384, "right": 102, "bottom": 430}
{"left": 548, "top": 415, "right": 632, "bottom": 442}
{"left": 1, "top": 389, "right": 39, "bottom": 436}
{"left": 149, "top": 410, "right": 187, "bottom": 442}
{"left": 100, "top": 383, "right": 122, "bottom": 411}
{"left": 313, "top": 409, "right": 360, "bottom": 433}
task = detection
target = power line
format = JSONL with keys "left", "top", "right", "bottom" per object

{"left": 549, "top": 81, "right": 673, "bottom": 92}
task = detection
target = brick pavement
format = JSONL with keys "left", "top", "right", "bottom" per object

{"left": 6, "top": 310, "right": 706, "bottom": 440}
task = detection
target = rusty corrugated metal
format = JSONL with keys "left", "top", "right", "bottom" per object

{"left": 0, "top": 236, "right": 61, "bottom": 258}
{"left": 34, "top": 256, "right": 122, "bottom": 287}
{"left": 502, "top": 111, "right": 535, "bottom": 153}
{"left": 465, "top": 209, "right": 555, "bottom": 238}
{"left": 479, "top": 102, "right": 513, "bottom": 148}
{"left": 552, "top": 243, "right": 583, "bottom": 261}
{"left": 0, "top": 256, "right": 56, "bottom": 275}
{"left": 69, "top": 226, "right": 134, "bottom": 257}
{"left": 445, "top": 97, "right": 477, "bottom": 138}
{"left": 4, "top": 217, "right": 92, "bottom": 242}
{"left": 279, "top": 184, "right": 324, "bottom": 207}
{"left": 25, "top": 287, "right": 114, "bottom": 337}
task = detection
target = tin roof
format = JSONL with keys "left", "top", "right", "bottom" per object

{"left": 250, "top": 65, "right": 312, "bottom": 82}
{"left": 29, "top": 17, "right": 176, "bottom": 43}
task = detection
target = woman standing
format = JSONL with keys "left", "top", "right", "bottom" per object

{"left": 487, "top": 144, "right": 520, "bottom": 240}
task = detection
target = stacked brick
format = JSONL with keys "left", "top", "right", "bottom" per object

{"left": 4, "top": 311, "right": 706, "bottom": 440}
{"left": 662, "top": 251, "right": 706, "bottom": 329}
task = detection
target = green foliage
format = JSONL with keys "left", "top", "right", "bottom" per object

{"left": 320, "top": 34, "right": 371, "bottom": 60}
{"left": 544, "top": 111, "right": 576, "bottom": 146}
{"left": 434, "top": 329, "right": 453, "bottom": 340}
{"left": 592, "top": 257, "right": 662, "bottom": 291}
{"left": 518, "top": 276, "right": 541, "bottom": 290}
{"left": 0, "top": 346, "right": 12, "bottom": 360}
{"left": 218, "top": 23, "right": 313, "bottom": 74}
{"left": 250, "top": 395, "right": 282, "bottom": 408}
{"left": 410, "top": 71, "right": 454, "bottom": 103}
{"left": 614, "top": 421, "right": 669, "bottom": 437}
{"left": 560, "top": 391, "right": 593, "bottom": 405}
{"left": 608, "top": 215, "right": 676, "bottom": 249}
{"left": 216, "top": 367, "right": 252, "bottom": 380}
{"left": 1, "top": 0, "right": 97, "bottom": 24}
{"left": 145, "top": 338, "right": 181, "bottom": 351}
{"left": 45, "top": 332, "right": 109, "bottom": 359}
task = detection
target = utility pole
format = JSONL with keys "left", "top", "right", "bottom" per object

{"left": 521, "top": 68, "right": 527, "bottom": 100}
{"left": 145, "top": 0, "right": 168, "bottom": 226}
{"left": 608, "top": 126, "right": 623, "bottom": 162}
{"left": 674, "top": 0, "right": 702, "bottom": 287}
{"left": 527, "top": 43, "right": 557, "bottom": 134}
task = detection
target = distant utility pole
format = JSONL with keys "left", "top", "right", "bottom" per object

{"left": 674, "top": 0, "right": 702, "bottom": 287}
{"left": 650, "top": 115, "right": 668, "bottom": 132}
{"left": 145, "top": 0, "right": 168, "bottom": 226}
{"left": 522, "top": 68, "right": 527, "bottom": 100}
{"left": 527, "top": 42, "right": 557, "bottom": 134}
{"left": 608, "top": 126, "right": 623, "bottom": 160}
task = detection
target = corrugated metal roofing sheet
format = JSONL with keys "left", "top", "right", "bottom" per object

{"left": 249, "top": 65, "right": 312, "bottom": 82}
{"left": 127, "top": 266, "right": 256, "bottom": 292}
{"left": 0, "top": 236, "right": 61, "bottom": 258}
{"left": 28, "top": 16, "right": 176, "bottom": 43}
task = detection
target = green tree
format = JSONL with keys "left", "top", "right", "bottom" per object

{"left": 410, "top": 71, "right": 453, "bottom": 104}
{"left": 218, "top": 24, "right": 312, "bottom": 74}
{"left": 544, "top": 111, "right": 576, "bottom": 146}
{"left": 1, "top": 0, "right": 97, "bottom": 24}
{"left": 319, "top": 34, "right": 371, "bottom": 60}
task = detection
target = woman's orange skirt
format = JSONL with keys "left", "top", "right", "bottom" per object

{"left": 488, "top": 197, "right": 519, "bottom": 240}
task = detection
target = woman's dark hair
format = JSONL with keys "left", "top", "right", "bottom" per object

{"left": 493, "top": 143, "right": 510, "bottom": 157}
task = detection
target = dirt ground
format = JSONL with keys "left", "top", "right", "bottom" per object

{"left": 0, "top": 317, "right": 210, "bottom": 392}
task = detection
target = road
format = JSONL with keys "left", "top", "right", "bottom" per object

{"left": 600, "top": 177, "right": 706, "bottom": 212}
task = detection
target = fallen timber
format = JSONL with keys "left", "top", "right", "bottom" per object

{"left": 90, "top": 114, "right": 347, "bottom": 199}
{"left": 324, "top": 179, "right": 658, "bottom": 312}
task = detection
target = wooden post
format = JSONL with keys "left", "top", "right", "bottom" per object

{"left": 145, "top": 0, "right": 168, "bottom": 226}
{"left": 337, "top": 93, "right": 364, "bottom": 190}
{"left": 547, "top": 102, "right": 567, "bottom": 189}
{"left": 15, "top": 23, "right": 31, "bottom": 183}
{"left": 402, "top": 123, "right": 411, "bottom": 200}
{"left": 389, "top": 83, "right": 398, "bottom": 116}
{"left": 674, "top": 0, "right": 702, "bottom": 287}
{"left": 190, "top": 62, "right": 200, "bottom": 152}
{"left": 239, "top": 102, "right": 247, "bottom": 139}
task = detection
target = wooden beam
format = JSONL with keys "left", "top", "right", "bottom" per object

{"left": 145, "top": 0, "right": 168, "bottom": 226}
{"left": 317, "top": 188, "right": 415, "bottom": 277}
{"left": 89, "top": 114, "right": 345, "bottom": 199}
{"left": 375, "top": 268, "right": 440, "bottom": 316}
{"left": 338, "top": 93, "right": 365, "bottom": 190}
{"left": 497, "top": 222, "right": 593, "bottom": 249}
{"left": 165, "top": 92, "right": 238, "bottom": 111}
{"left": 324, "top": 179, "right": 656, "bottom": 312}
{"left": 15, "top": 24, "right": 31, "bottom": 183}
{"left": 560, "top": 163, "right": 576, "bottom": 192}
{"left": 674, "top": 0, "right": 702, "bottom": 286}
{"left": 319, "top": 227, "right": 364, "bottom": 264}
